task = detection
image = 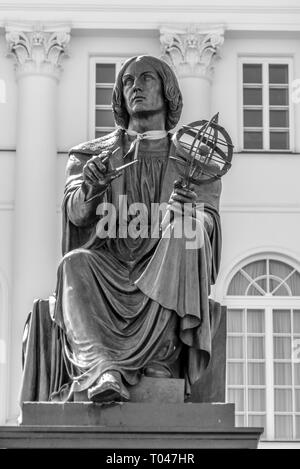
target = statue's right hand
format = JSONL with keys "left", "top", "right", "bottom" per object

{"left": 83, "top": 151, "right": 119, "bottom": 192}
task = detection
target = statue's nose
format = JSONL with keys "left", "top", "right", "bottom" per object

{"left": 133, "top": 77, "right": 143, "bottom": 91}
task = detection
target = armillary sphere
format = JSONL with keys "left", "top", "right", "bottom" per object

{"left": 171, "top": 113, "right": 234, "bottom": 188}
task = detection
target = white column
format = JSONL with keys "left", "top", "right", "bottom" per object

{"left": 5, "top": 24, "right": 70, "bottom": 420}
{"left": 160, "top": 25, "right": 224, "bottom": 124}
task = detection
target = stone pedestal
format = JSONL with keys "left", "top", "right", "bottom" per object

{"left": 20, "top": 401, "right": 235, "bottom": 428}
{"left": 0, "top": 378, "right": 263, "bottom": 449}
{"left": 0, "top": 407, "right": 262, "bottom": 449}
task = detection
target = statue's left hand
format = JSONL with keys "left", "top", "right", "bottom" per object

{"left": 168, "top": 180, "right": 197, "bottom": 206}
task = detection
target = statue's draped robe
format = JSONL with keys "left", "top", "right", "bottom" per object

{"left": 21, "top": 128, "right": 223, "bottom": 402}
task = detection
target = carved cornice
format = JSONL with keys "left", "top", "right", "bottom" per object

{"left": 5, "top": 23, "right": 70, "bottom": 80}
{"left": 160, "top": 25, "right": 224, "bottom": 80}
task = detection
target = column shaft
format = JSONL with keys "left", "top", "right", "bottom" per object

{"left": 179, "top": 77, "right": 211, "bottom": 124}
{"left": 5, "top": 25, "right": 70, "bottom": 420}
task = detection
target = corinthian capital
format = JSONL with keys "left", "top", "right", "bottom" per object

{"left": 160, "top": 25, "right": 224, "bottom": 80}
{"left": 5, "top": 23, "right": 70, "bottom": 80}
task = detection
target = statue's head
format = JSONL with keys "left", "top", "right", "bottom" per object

{"left": 112, "top": 55, "right": 183, "bottom": 131}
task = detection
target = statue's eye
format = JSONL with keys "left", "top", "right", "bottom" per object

{"left": 124, "top": 77, "right": 133, "bottom": 87}
{"left": 144, "top": 73, "right": 153, "bottom": 81}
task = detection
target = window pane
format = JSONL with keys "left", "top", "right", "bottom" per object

{"left": 275, "top": 388, "right": 293, "bottom": 411}
{"left": 247, "top": 337, "right": 265, "bottom": 359}
{"left": 227, "top": 363, "right": 244, "bottom": 385}
{"left": 95, "top": 109, "right": 115, "bottom": 127}
{"left": 275, "top": 415, "right": 293, "bottom": 439}
{"left": 272, "top": 282, "right": 290, "bottom": 296}
{"left": 296, "top": 416, "right": 300, "bottom": 439}
{"left": 269, "top": 64, "right": 288, "bottom": 84}
{"left": 244, "top": 109, "right": 263, "bottom": 127}
{"left": 247, "top": 309, "right": 264, "bottom": 333}
{"left": 248, "top": 414, "right": 266, "bottom": 435}
{"left": 248, "top": 389, "right": 265, "bottom": 411}
{"left": 96, "top": 88, "right": 113, "bottom": 105}
{"left": 274, "top": 362, "right": 292, "bottom": 385}
{"left": 244, "top": 131, "right": 263, "bottom": 149}
{"left": 248, "top": 362, "right": 265, "bottom": 385}
{"left": 269, "top": 110, "right": 289, "bottom": 128}
{"left": 227, "top": 309, "right": 244, "bottom": 333}
{"left": 228, "top": 337, "right": 244, "bottom": 359}
{"left": 243, "top": 64, "right": 262, "bottom": 83}
{"left": 235, "top": 414, "right": 245, "bottom": 427}
{"left": 294, "top": 310, "right": 300, "bottom": 334}
{"left": 273, "top": 337, "right": 291, "bottom": 359}
{"left": 294, "top": 363, "right": 300, "bottom": 385}
{"left": 247, "top": 284, "right": 264, "bottom": 296}
{"left": 227, "top": 271, "right": 249, "bottom": 295}
{"left": 295, "top": 389, "right": 300, "bottom": 412}
{"left": 243, "top": 260, "right": 267, "bottom": 278}
{"left": 243, "top": 88, "right": 262, "bottom": 105}
{"left": 270, "top": 261, "right": 297, "bottom": 294}
{"left": 227, "top": 388, "right": 244, "bottom": 411}
{"left": 269, "top": 260, "right": 293, "bottom": 278}
{"left": 269, "top": 88, "right": 288, "bottom": 106}
{"left": 288, "top": 273, "right": 300, "bottom": 296}
{"left": 96, "top": 64, "right": 115, "bottom": 83}
{"left": 273, "top": 310, "right": 291, "bottom": 333}
{"left": 255, "top": 278, "right": 268, "bottom": 292}
{"left": 270, "top": 131, "right": 289, "bottom": 150}
{"left": 293, "top": 339, "right": 300, "bottom": 366}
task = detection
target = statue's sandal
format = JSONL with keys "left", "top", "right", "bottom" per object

{"left": 87, "top": 376, "right": 130, "bottom": 403}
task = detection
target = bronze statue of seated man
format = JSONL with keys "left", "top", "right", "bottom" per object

{"left": 21, "top": 55, "right": 223, "bottom": 404}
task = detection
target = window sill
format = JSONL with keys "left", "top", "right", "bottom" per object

{"left": 236, "top": 151, "right": 300, "bottom": 155}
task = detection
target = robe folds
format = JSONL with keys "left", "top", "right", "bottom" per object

{"left": 40, "top": 128, "right": 223, "bottom": 401}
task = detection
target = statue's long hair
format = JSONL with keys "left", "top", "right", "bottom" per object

{"left": 112, "top": 55, "right": 183, "bottom": 131}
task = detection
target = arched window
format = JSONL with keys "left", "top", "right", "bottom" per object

{"left": 225, "top": 256, "right": 300, "bottom": 441}
{"left": 228, "top": 258, "right": 300, "bottom": 297}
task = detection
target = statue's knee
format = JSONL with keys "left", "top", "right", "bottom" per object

{"left": 60, "top": 248, "right": 92, "bottom": 269}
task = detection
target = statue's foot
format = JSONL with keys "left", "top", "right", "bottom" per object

{"left": 87, "top": 371, "right": 130, "bottom": 403}
{"left": 144, "top": 362, "right": 173, "bottom": 378}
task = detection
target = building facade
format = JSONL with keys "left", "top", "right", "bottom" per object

{"left": 0, "top": 0, "right": 300, "bottom": 448}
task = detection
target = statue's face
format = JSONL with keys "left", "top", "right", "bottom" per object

{"left": 122, "top": 58, "right": 166, "bottom": 117}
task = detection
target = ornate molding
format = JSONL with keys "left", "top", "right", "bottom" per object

{"left": 5, "top": 23, "right": 70, "bottom": 80}
{"left": 160, "top": 25, "right": 224, "bottom": 80}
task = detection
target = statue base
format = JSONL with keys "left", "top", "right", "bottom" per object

{"left": 0, "top": 404, "right": 262, "bottom": 448}
{"left": 0, "top": 378, "right": 263, "bottom": 448}
{"left": 20, "top": 401, "right": 234, "bottom": 428}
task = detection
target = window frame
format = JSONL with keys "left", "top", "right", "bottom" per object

{"left": 238, "top": 56, "right": 294, "bottom": 153}
{"left": 225, "top": 255, "right": 300, "bottom": 441}
{"left": 88, "top": 56, "right": 127, "bottom": 140}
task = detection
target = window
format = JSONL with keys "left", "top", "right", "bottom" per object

{"left": 226, "top": 256, "right": 300, "bottom": 440}
{"left": 228, "top": 259, "right": 300, "bottom": 296}
{"left": 240, "top": 58, "right": 293, "bottom": 152}
{"left": 89, "top": 58, "right": 125, "bottom": 140}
